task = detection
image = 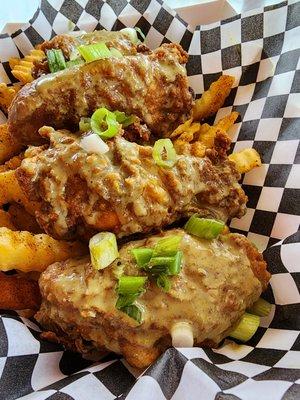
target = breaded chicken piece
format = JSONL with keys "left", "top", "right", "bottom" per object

{"left": 36, "top": 229, "right": 270, "bottom": 369}
{"left": 16, "top": 127, "right": 247, "bottom": 240}
{"left": 8, "top": 43, "right": 193, "bottom": 145}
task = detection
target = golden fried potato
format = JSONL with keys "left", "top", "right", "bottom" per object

{"left": 9, "top": 49, "right": 45, "bottom": 84}
{"left": 0, "top": 169, "right": 38, "bottom": 215}
{"left": 0, "top": 227, "right": 87, "bottom": 272}
{"left": 0, "top": 124, "right": 23, "bottom": 164}
{"left": 0, "top": 83, "right": 21, "bottom": 113}
{"left": 8, "top": 204, "right": 42, "bottom": 233}
{"left": 0, "top": 272, "right": 41, "bottom": 310}
{"left": 229, "top": 148, "right": 262, "bottom": 174}
{"left": 193, "top": 75, "right": 235, "bottom": 121}
{"left": 0, "top": 210, "right": 16, "bottom": 230}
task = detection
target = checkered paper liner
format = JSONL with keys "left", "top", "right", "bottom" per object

{"left": 0, "top": 0, "right": 299, "bottom": 398}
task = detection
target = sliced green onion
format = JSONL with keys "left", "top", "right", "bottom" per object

{"left": 135, "top": 27, "right": 146, "bottom": 42}
{"left": 153, "top": 235, "right": 183, "bottom": 257}
{"left": 109, "top": 47, "right": 123, "bottom": 58}
{"left": 91, "top": 107, "right": 120, "bottom": 139}
{"left": 89, "top": 232, "right": 118, "bottom": 270}
{"left": 156, "top": 274, "right": 171, "bottom": 292}
{"left": 66, "top": 58, "right": 84, "bottom": 68}
{"left": 79, "top": 117, "right": 91, "bottom": 132}
{"left": 131, "top": 248, "right": 153, "bottom": 267}
{"left": 113, "top": 111, "right": 135, "bottom": 127}
{"left": 47, "top": 49, "right": 66, "bottom": 73}
{"left": 78, "top": 42, "right": 111, "bottom": 63}
{"left": 229, "top": 313, "right": 260, "bottom": 342}
{"left": 120, "top": 304, "right": 142, "bottom": 323}
{"left": 120, "top": 27, "right": 139, "bottom": 44}
{"left": 117, "top": 275, "right": 147, "bottom": 295}
{"left": 168, "top": 251, "right": 183, "bottom": 275}
{"left": 148, "top": 255, "right": 175, "bottom": 273}
{"left": 116, "top": 293, "right": 139, "bottom": 309}
{"left": 184, "top": 215, "right": 225, "bottom": 240}
{"left": 248, "top": 298, "right": 272, "bottom": 317}
{"left": 153, "top": 139, "right": 177, "bottom": 168}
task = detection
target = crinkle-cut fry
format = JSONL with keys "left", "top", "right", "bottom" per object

{"left": 229, "top": 148, "right": 262, "bottom": 174}
{"left": 0, "top": 210, "right": 16, "bottom": 230}
{"left": 0, "top": 83, "right": 21, "bottom": 113}
{"left": 169, "top": 118, "right": 193, "bottom": 138}
{"left": 0, "top": 227, "right": 87, "bottom": 272}
{"left": 0, "top": 169, "right": 39, "bottom": 215}
{"left": 10, "top": 49, "right": 45, "bottom": 84}
{"left": 193, "top": 112, "right": 238, "bottom": 148}
{"left": 8, "top": 203, "right": 42, "bottom": 233}
{"left": 193, "top": 75, "right": 235, "bottom": 121}
{"left": 0, "top": 152, "right": 24, "bottom": 173}
{"left": 0, "top": 124, "right": 23, "bottom": 164}
{"left": 215, "top": 111, "right": 239, "bottom": 131}
{"left": 0, "top": 272, "right": 41, "bottom": 310}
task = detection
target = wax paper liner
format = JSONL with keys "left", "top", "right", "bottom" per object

{"left": 0, "top": 0, "right": 299, "bottom": 399}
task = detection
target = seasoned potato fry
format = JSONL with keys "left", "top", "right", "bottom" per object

{"left": 170, "top": 118, "right": 194, "bottom": 138}
{"left": 0, "top": 210, "right": 16, "bottom": 230}
{"left": 0, "top": 83, "right": 21, "bottom": 113}
{"left": 193, "top": 75, "right": 235, "bottom": 121}
{"left": 0, "top": 124, "right": 23, "bottom": 164}
{"left": 0, "top": 169, "right": 38, "bottom": 215}
{"left": 0, "top": 272, "right": 41, "bottom": 310}
{"left": 229, "top": 148, "right": 262, "bottom": 174}
{"left": 8, "top": 204, "right": 42, "bottom": 233}
{"left": 9, "top": 49, "right": 45, "bottom": 84}
{"left": 0, "top": 227, "right": 87, "bottom": 272}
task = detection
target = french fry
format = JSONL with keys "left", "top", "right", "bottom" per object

{"left": 0, "top": 153, "right": 24, "bottom": 173}
{"left": 0, "top": 272, "right": 41, "bottom": 310}
{"left": 170, "top": 118, "right": 194, "bottom": 138}
{"left": 0, "top": 169, "right": 39, "bottom": 215}
{"left": 9, "top": 49, "right": 45, "bottom": 84}
{"left": 0, "top": 83, "right": 21, "bottom": 113}
{"left": 0, "top": 227, "right": 87, "bottom": 272}
{"left": 193, "top": 75, "right": 235, "bottom": 121}
{"left": 8, "top": 204, "right": 42, "bottom": 233}
{"left": 229, "top": 148, "right": 262, "bottom": 174}
{"left": 0, "top": 210, "right": 16, "bottom": 230}
{"left": 0, "top": 124, "right": 23, "bottom": 164}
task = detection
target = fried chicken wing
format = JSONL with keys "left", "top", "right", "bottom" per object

{"left": 16, "top": 127, "right": 247, "bottom": 240}
{"left": 8, "top": 43, "right": 193, "bottom": 145}
{"left": 36, "top": 229, "right": 270, "bottom": 369}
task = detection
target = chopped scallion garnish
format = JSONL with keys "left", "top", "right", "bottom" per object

{"left": 131, "top": 247, "right": 153, "bottom": 267}
{"left": 116, "top": 293, "right": 139, "bottom": 309}
{"left": 153, "top": 139, "right": 177, "bottom": 168}
{"left": 114, "top": 111, "right": 135, "bottom": 127}
{"left": 135, "top": 27, "right": 146, "bottom": 42}
{"left": 156, "top": 274, "right": 171, "bottom": 292}
{"left": 229, "top": 313, "right": 260, "bottom": 342}
{"left": 78, "top": 42, "right": 111, "bottom": 62}
{"left": 168, "top": 251, "right": 183, "bottom": 276}
{"left": 91, "top": 107, "right": 120, "bottom": 139}
{"left": 47, "top": 49, "right": 66, "bottom": 73}
{"left": 117, "top": 275, "right": 147, "bottom": 295}
{"left": 79, "top": 117, "right": 91, "bottom": 132}
{"left": 153, "top": 235, "right": 183, "bottom": 257}
{"left": 184, "top": 215, "right": 225, "bottom": 240}
{"left": 66, "top": 58, "right": 84, "bottom": 68}
{"left": 248, "top": 298, "right": 272, "bottom": 317}
{"left": 109, "top": 47, "right": 123, "bottom": 58}
{"left": 116, "top": 275, "right": 147, "bottom": 323}
{"left": 120, "top": 304, "right": 142, "bottom": 323}
{"left": 89, "top": 232, "right": 118, "bottom": 270}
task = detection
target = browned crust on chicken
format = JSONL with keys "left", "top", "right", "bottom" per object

{"left": 229, "top": 234, "right": 271, "bottom": 290}
{"left": 8, "top": 43, "right": 193, "bottom": 145}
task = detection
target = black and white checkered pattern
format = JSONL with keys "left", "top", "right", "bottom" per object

{"left": 0, "top": 0, "right": 299, "bottom": 399}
